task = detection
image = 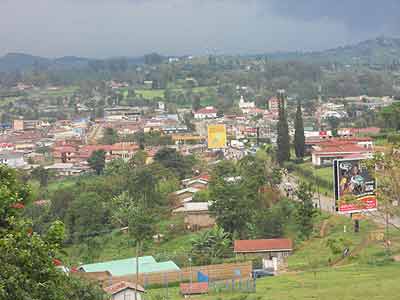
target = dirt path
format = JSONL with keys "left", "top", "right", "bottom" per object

{"left": 319, "top": 219, "right": 329, "bottom": 238}
{"left": 330, "top": 238, "right": 370, "bottom": 267}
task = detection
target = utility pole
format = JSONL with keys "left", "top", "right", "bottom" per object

{"left": 135, "top": 241, "right": 140, "bottom": 300}
{"left": 189, "top": 257, "right": 193, "bottom": 299}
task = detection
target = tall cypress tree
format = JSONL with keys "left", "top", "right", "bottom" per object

{"left": 276, "top": 91, "right": 290, "bottom": 165}
{"left": 294, "top": 100, "right": 306, "bottom": 159}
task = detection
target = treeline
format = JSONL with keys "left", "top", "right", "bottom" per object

{"left": 25, "top": 148, "right": 197, "bottom": 245}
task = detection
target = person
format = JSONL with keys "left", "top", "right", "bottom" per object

{"left": 343, "top": 247, "right": 349, "bottom": 258}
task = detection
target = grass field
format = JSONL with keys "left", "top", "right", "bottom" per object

{"left": 147, "top": 214, "right": 400, "bottom": 300}
{"left": 135, "top": 86, "right": 217, "bottom": 100}
{"left": 135, "top": 89, "right": 165, "bottom": 99}
{"left": 147, "top": 263, "right": 400, "bottom": 300}
{"left": 38, "top": 86, "right": 79, "bottom": 97}
{"left": 293, "top": 162, "right": 334, "bottom": 196}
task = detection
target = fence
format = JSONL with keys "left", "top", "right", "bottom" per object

{"left": 111, "top": 261, "right": 252, "bottom": 287}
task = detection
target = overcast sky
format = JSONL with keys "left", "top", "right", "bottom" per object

{"left": 1, "top": 0, "right": 399, "bottom": 58}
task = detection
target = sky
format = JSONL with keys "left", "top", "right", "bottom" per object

{"left": 0, "top": 0, "right": 399, "bottom": 58}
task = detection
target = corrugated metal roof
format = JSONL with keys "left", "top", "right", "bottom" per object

{"left": 79, "top": 256, "right": 180, "bottom": 276}
{"left": 234, "top": 239, "right": 293, "bottom": 253}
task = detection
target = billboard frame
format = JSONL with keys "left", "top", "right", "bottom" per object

{"left": 207, "top": 124, "right": 227, "bottom": 150}
{"left": 333, "top": 157, "right": 377, "bottom": 215}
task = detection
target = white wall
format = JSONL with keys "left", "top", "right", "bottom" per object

{"left": 112, "top": 290, "right": 142, "bottom": 300}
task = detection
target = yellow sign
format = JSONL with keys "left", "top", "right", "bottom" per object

{"left": 208, "top": 124, "right": 227, "bottom": 149}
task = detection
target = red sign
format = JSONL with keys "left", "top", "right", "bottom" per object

{"left": 338, "top": 195, "right": 378, "bottom": 213}
{"left": 319, "top": 130, "right": 328, "bottom": 137}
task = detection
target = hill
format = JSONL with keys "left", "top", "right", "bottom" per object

{"left": 3, "top": 36, "right": 400, "bottom": 72}
{"left": 0, "top": 53, "right": 145, "bottom": 72}
{"left": 267, "top": 36, "right": 400, "bottom": 65}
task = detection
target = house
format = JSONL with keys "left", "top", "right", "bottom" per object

{"left": 234, "top": 239, "right": 293, "bottom": 271}
{"left": 309, "top": 137, "right": 374, "bottom": 166}
{"left": 0, "top": 152, "right": 26, "bottom": 168}
{"left": 173, "top": 202, "right": 215, "bottom": 230}
{"left": 234, "top": 239, "right": 293, "bottom": 259}
{"left": 194, "top": 107, "right": 218, "bottom": 120}
{"left": 44, "top": 163, "right": 87, "bottom": 177}
{"left": 173, "top": 187, "right": 201, "bottom": 204}
{"left": 238, "top": 96, "right": 255, "bottom": 114}
{"left": 180, "top": 282, "right": 209, "bottom": 297}
{"left": 104, "top": 281, "right": 145, "bottom": 300}
{"left": 181, "top": 174, "right": 209, "bottom": 189}
{"left": 267, "top": 97, "right": 280, "bottom": 118}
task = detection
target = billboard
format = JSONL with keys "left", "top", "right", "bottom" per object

{"left": 207, "top": 124, "right": 227, "bottom": 149}
{"left": 333, "top": 158, "right": 377, "bottom": 214}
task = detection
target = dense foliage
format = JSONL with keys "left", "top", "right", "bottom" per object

{"left": 0, "top": 165, "right": 105, "bottom": 300}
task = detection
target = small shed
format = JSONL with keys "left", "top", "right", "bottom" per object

{"left": 104, "top": 281, "right": 145, "bottom": 300}
{"left": 180, "top": 282, "right": 209, "bottom": 297}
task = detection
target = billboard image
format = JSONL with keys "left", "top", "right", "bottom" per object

{"left": 333, "top": 158, "right": 377, "bottom": 214}
{"left": 207, "top": 124, "right": 227, "bottom": 149}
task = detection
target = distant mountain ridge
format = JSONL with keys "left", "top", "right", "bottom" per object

{"left": 2, "top": 36, "right": 400, "bottom": 71}
{"left": 0, "top": 53, "right": 145, "bottom": 72}
{"left": 266, "top": 36, "right": 400, "bottom": 65}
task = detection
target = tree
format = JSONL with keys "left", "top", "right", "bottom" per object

{"left": 296, "top": 183, "right": 317, "bottom": 239}
{"left": 0, "top": 165, "right": 105, "bottom": 300}
{"left": 276, "top": 91, "right": 290, "bottom": 165}
{"left": 326, "top": 117, "right": 340, "bottom": 136}
{"left": 128, "top": 168, "right": 160, "bottom": 208}
{"left": 366, "top": 150, "right": 400, "bottom": 245}
{"left": 294, "top": 100, "right": 305, "bottom": 159}
{"left": 154, "top": 148, "right": 194, "bottom": 179}
{"left": 66, "top": 192, "right": 110, "bottom": 241}
{"left": 191, "top": 226, "right": 231, "bottom": 265}
{"left": 127, "top": 204, "right": 155, "bottom": 300}
{"left": 101, "top": 127, "right": 119, "bottom": 145}
{"left": 129, "top": 150, "right": 148, "bottom": 168}
{"left": 31, "top": 166, "right": 53, "bottom": 187}
{"left": 87, "top": 149, "right": 106, "bottom": 175}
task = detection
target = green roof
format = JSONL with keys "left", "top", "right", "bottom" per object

{"left": 79, "top": 256, "right": 180, "bottom": 276}
{"left": 140, "top": 261, "right": 180, "bottom": 274}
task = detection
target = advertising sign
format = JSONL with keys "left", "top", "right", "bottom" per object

{"left": 333, "top": 158, "right": 377, "bottom": 214}
{"left": 207, "top": 124, "right": 227, "bottom": 149}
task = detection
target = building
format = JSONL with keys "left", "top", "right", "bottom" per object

{"left": 180, "top": 282, "right": 209, "bottom": 296}
{"left": 309, "top": 137, "right": 374, "bottom": 166}
{"left": 234, "top": 239, "right": 293, "bottom": 271}
{"left": 79, "top": 256, "right": 180, "bottom": 277}
{"left": 44, "top": 163, "right": 87, "bottom": 177}
{"left": 0, "top": 152, "right": 26, "bottom": 168}
{"left": 193, "top": 107, "right": 218, "bottom": 120}
{"left": 234, "top": 239, "right": 293, "bottom": 258}
{"left": 104, "top": 281, "right": 145, "bottom": 300}
{"left": 238, "top": 96, "right": 255, "bottom": 113}
{"left": 173, "top": 202, "right": 215, "bottom": 230}
{"left": 12, "top": 119, "right": 41, "bottom": 131}
{"left": 172, "top": 187, "right": 201, "bottom": 204}
{"left": 268, "top": 97, "right": 280, "bottom": 114}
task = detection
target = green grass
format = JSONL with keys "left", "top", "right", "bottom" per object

{"left": 288, "top": 215, "right": 377, "bottom": 270}
{"left": 147, "top": 263, "right": 400, "bottom": 300}
{"left": 38, "top": 86, "right": 79, "bottom": 97}
{"left": 0, "top": 96, "right": 18, "bottom": 105}
{"left": 46, "top": 177, "right": 79, "bottom": 194}
{"left": 293, "top": 162, "right": 334, "bottom": 196}
{"left": 136, "top": 89, "right": 165, "bottom": 99}
{"left": 65, "top": 214, "right": 202, "bottom": 266}
{"left": 135, "top": 86, "right": 217, "bottom": 100}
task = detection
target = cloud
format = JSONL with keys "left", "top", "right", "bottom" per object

{"left": 266, "top": 0, "right": 400, "bottom": 34}
{"left": 0, "top": 0, "right": 397, "bottom": 57}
